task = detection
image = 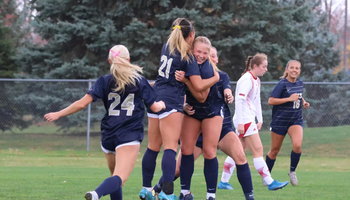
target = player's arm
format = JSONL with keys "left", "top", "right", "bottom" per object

{"left": 255, "top": 89, "right": 263, "bottom": 130}
{"left": 150, "top": 101, "right": 166, "bottom": 113}
{"left": 235, "top": 79, "right": 252, "bottom": 135}
{"left": 189, "top": 72, "right": 219, "bottom": 92}
{"left": 302, "top": 97, "right": 310, "bottom": 109}
{"left": 268, "top": 94, "right": 299, "bottom": 105}
{"left": 175, "top": 71, "right": 209, "bottom": 103}
{"left": 44, "top": 94, "right": 93, "bottom": 122}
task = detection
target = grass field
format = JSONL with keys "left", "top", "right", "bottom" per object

{"left": 1, "top": 126, "right": 350, "bottom": 199}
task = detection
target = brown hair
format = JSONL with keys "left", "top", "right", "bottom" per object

{"left": 193, "top": 36, "right": 219, "bottom": 71}
{"left": 166, "top": 18, "right": 194, "bottom": 62}
{"left": 242, "top": 53, "right": 267, "bottom": 75}
{"left": 280, "top": 60, "right": 301, "bottom": 79}
{"left": 108, "top": 45, "right": 142, "bottom": 93}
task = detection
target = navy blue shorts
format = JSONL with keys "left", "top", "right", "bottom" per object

{"left": 270, "top": 118, "right": 303, "bottom": 136}
{"left": 195, "top": 125, "right": 234, "bottom": 149}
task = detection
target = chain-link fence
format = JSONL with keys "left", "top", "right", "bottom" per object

{"left": 1, "top": 79, "right": 350, "bottom": 152}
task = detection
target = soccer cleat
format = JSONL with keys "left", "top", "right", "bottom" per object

{"left": 139, "top": 188, "right": 155, "bottom": 200}
{"left": 84, "top": 191, "right": 99, "bottom": 200}
{"left": 152, "top": 184, "right": 162, "bottom": 200}
{"left": 218, "top": 181, "right": 234, "bottom": 190}
{"left": 158, "top": 191, "right": 179, "bottom": 200}
{"left": 268, "top": 180, "right": 289, "bottom": 191}
{"left": 207, "top": 197, "right": 215, "bottom": 200}
{"left": 179, "top": 192, "right": 194, "bottom": 200}
{"left": 288, "top": 171, "right": 298, "bottom": 186}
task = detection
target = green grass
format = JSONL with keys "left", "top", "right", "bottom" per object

{"left": 1, "top": 125, "right": 350, "bottom": 199}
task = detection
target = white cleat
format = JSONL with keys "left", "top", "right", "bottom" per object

{"left": 84, "top": 191, "right": 99, "bottom": 200}
{"left": 288, "top": 171, "right": 298, "bottom": 186}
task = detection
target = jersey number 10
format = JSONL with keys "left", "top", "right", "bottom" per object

{"left": 158, "top": 55, "right": 173, "bottom": 79}
{"left": 108, "top": 93, "right": 135, "bottom": 116}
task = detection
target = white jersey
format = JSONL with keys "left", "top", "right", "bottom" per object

{"left": 233, "top": 71, "right": 263, "bottom": 124}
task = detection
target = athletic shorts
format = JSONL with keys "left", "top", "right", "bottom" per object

{"left": 101, "top": 140, "right": 141, "bottom": 154}
{"left": 147, "top": 103, "right": 183, "bottom": 119}
{"left": 233, "top": 121, "right": 259, "bottom": 138}
{"left": 270, "top": 118, "right": 303, "bottom": 136}
{"left": 185, "top": 105, "right": 224, "bottom": 121}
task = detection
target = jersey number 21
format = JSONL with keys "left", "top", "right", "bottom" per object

{"left": 158, "top": 55, "right": 173, "bottom": 79}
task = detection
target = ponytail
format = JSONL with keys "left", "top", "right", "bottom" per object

{"left": 108, "top": 45, "right": 142, "bottom": 93}
{"left": 242, "top": 53, "right": 268, "bottom": 76}
{"left": 166, "top": 18, "right": 194, "bottom": 62}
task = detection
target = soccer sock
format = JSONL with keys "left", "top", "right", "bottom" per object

{"left": 290, "top": 150, "right": 301, "bottom": 172}
{"left": 265, "top": 154, "right": 276, "bottom": 173}
{"left": 110, "top": 187, "right": 122, "bottom": 200}
{"left": 253, "top": 157, "right": 273, "bottom": 185}
{"left": 221, "top": 156, "right": 236, "bottom": 183}
{"left": 204, "top": 157, "right": 219, "bottom": 195}
{"left": 142, "top": 148, "right": 159, "bottom": 187}
{"left": 95, "top": 175, "right": 122, "bottom": 198}
{"left": 236, "top": 162, "right": 253, "bottom": 195}
{"left": 180, "top": 154, "right": 194, "bottom": 191}
{"left": 161, "top": 149, "right": 176, "bottom": 194}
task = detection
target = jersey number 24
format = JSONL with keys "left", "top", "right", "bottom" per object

{"left": 108, "top": 93, "right": 135, "bottom": 116}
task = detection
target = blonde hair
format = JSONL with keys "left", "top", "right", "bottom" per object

{"left": 242, "top": 53, "right": 267, "bottom": 76}
{"left": 108, "top": 45, "right": 142, "bottom": 93}
{"left": 280, "top": 60, "right": 301, "bottom": 79}
{"left": 166, "top": 18, "right": 194, "bottom": 62}
{"left": 193, "top": 36, "right": 219, "bottom": 72}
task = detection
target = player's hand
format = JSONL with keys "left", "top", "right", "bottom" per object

{"left": 183, "top": 103, "right": 195, "bottom": 115}
{"left": 289, "top": 93, "right": 299, "bottom": 101}
{"left": 159, "top": 101, "right": 166, "bottom": 111}
{"left": 44, "top": 112, "right": 60, "bottom": 122}
{"left": 225, "top": 93, "right": 234, "bottom": 104}
{"left": 257, "top": 122, "right": 263, "bottom": 130}
{"left": 303, "top": 101, "right": 310, "bottom": 109}
{"left": 175, "top": 71, "right": 187, "bottom": 83}
{"left": 238, "top": 124, "right": 245, "bottom": 135}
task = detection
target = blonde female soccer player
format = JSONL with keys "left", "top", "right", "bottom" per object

{"left": 45, "top": 45, "right": 165, "bottom": 200}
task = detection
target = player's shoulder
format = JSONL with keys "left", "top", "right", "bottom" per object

{"left": 296, "top": 78, "right": 303, "bottom": 84}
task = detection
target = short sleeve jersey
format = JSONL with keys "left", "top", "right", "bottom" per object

{"left": 88, "top": 74, "right": 157, "bottom": 142}
{"left": 185, "top": 60, "right": 223, "bottom": 118}
{"left": 233, "top": 71, "right": 261, "bottom": 123}
{"left": 270, "top": 78, "right": 304, "bottom": 125}
{"left": 154, "top": 43, "right": 200, "bottom": 110}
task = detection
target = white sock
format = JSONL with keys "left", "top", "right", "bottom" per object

{"left": 253, "top": 157, "right": 273, "bottom": 185}
{"left": 143, "top": 187, "right": 152, "bottom": 192}
{"left": 181, "top": 190, "right": 190, "bottom": 196}
{"left": 207, "top": 193, "right": 215, "bottom": 199}
{"left": 221, "top": 156, "right": 236, "bottom": 183}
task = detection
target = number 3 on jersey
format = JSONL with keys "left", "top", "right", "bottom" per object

{"left": 108, "top": 93, "right": 135, "bottom": 116}
{"left": 158, "top": 55, "right": 173, "bottom": 79}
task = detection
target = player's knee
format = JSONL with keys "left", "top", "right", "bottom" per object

{"left": 270, "top": 149, "right": 280, "bottom": 158}
{"left": 235, "top": 152, "right": 247, "bottom": 164}
{"left": 202, "top": 147, "right": 216, "bottom": 159}
{"left": 293, "top": 144, "right": 302, "bottom": 153}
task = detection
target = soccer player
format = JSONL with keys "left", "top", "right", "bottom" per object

{"left": 265, "top": 60, "right": 310, "bottom": 186}
{"left": 139, "top": 18, "right": 219, "bottom": 200}
{"left": 44, "top": 45, "right": 165, "bottom": 200}
{"left": 231, "top": 53, "right": 289, "bottom": 191}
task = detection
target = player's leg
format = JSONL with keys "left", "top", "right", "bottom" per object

{"left": 243, "top": 132, "right": 288, "bottom": 191}
{"left": 158, "top": 112, "right": 183, "bottom": 199}
{"left": 179, "top": 115, "right": 201, "bottom": 199}
{"left": 266, "top": 131, "right": 285, "bottom": 173}
{"left": 201, "top": 116, "right": 222, "bottom": 200}
{"left": 140, "top": 117, "right": 162, "bottom": 200}
{"left": 85, "top": 143, "right": 140, "bottom": 200}
{"left": 218, "top": 131, "right": 254, "bottom": 200}
{"left": 287, "top": 125, "right": 303, "bottom": 186}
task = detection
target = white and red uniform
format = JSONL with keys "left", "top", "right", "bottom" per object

{"left": 232, "top": 71, "right": 262, "bottom": 137}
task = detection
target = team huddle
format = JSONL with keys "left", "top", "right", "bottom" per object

{"left": 44, "top": 18, "right": 310, "bottom": 200}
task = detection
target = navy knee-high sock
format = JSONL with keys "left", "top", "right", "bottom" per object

{"left": 265, "top": 154, "right": 276, "bottom": 173}
{"left": 290, "top": 150, "right": 301, "bottom": 172}
{"left": 236, "top": 162, "right": 254, "bottom": 198}
{"left": 95, "top": 175, "right": 122, "bottom": 198}
{"left": 110, "top": 187, "right": 122, "bottom": 200}
{"left": 161, "top": 149, "right": 176, "bottom": 194}
{"left": 204, "top": 157, "right": 218, "bottom": 194}
{"left": 180, "top": 154, "right": 194, "bottom": 190}
{"left": 142, "top": 148, "right": 159, "bottom": 187}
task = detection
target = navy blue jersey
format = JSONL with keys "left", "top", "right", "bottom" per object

{"left": 217, "top": 71, "right": 233, "bottom": 128}
{"left": 154, "top": 44, "right": 200, "bottom": 111}
{"left": 88, "top": 74, "right": 157, "bottom": 142}
{"left": 185, "top": 61, "right": 224, "bottom": 119}
{"left": 270, "top": 78, "right": 304, "bottom": 126}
